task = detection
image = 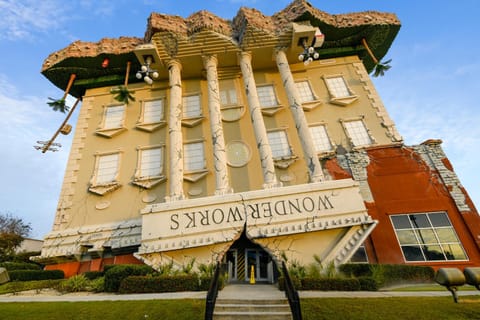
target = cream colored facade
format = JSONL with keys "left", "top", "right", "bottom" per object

{"left": 37, "top": 0, "right": 403, "bottom": 280}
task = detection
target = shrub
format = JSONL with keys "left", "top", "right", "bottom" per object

{"left": 358, "top": 277, "right": 379, "bottom": 291}
{"left": 59, "top": 274, "right": 89, "bottom": 293}
{"left": 338, "top": 263, "right": 371, "bottom": 277}
{"left": 82, "top": 271, "right": 104, "bottom": 280}
{"left": 119, "top": 274, "right": 200, "bottom": 294}
{"left": 8, "top": 269, "right": 64, "bottom": 281}
{"left": 301, "top": 277, "right": 361, "bottom": 291}
{"left": 278, "top": 276, "right": 302, "bottom": 291}
{"left": 0, "top": 262, "right": 41, "bottom": 271}
{"left": 104, "top": 264, "right": 154, "bottom": 292}
{"left": 88, "top": 277, "right": 105, "bottom": 293}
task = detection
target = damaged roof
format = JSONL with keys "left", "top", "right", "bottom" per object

{"left": 42, "top": 0, "right": 400, "bottom": 98}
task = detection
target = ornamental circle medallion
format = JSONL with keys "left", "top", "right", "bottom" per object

{"left": 226, "top": 141, "right": 251, "bottom": 167}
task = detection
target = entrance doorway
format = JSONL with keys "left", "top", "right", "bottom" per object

{"left": 223, "top": 230, "right": 277, "bottom": 283}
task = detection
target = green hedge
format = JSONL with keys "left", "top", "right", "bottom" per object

{"left": 339, "top": 264, "right": 435, "bottom": 286}
{"left": 301, "top": 277, "right": 361, "bottom": 291}
{"left": 8, "top": 270, "right": 64, "bottom": 281}
{"left": 104, "top": 264, "right": 154, "bottom": 292}
{"left": 357, "top": 277, "right": 379, "bottom": 291}
{"left": 82, "top": 271, "right": 104, "bottom": 280}
{"left": 0, "top": 262, "right": 41, "bottom": 271}
{"left": 118, "top": 274, "right": 202, "bottom": 294}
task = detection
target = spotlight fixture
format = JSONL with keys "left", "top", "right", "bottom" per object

{"left": 297, "top": 28, "right": 324, "bottom": 66}
{"left": 136, "top": 55, "right": 159, "bottom": 84}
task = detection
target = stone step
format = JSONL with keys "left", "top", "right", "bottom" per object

{"left": 213, "top": 311, "right": 292, "bottom": 320}
{"left": 216, "top": 298, "right": 289, "bottom": 305}
{"left": 215, "top": 303, "right": 290, "bottom": 313}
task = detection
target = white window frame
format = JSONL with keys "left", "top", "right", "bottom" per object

{"left": 267, "top": 130, "right": 292, "bottom": 159}
{"left": 136, "top": 98, "right": 166, "bottom": 132}
{"left": 309, "top": 123, "right": 335, "bottom": 155}
{"left": 96, "top": 104, "right": 127, "bottom": 138}
{"left": 323, "top": 75, "right": 358, "bottom": 106}
{"left": 219, "top": 79, "right": 245, "bottom": 122}
{"left": 132, "top": 145, "right": 166, "bottom": 189}
{"left": 183, "top": 141, "right": 207, "bottom": 173}
{"left": 182, "top": 93, "right": 204, "bottom": 127}
{"left": 390, "top": 212, "right": 468, "bottom": 262}
{"left": 89, "top": 151, "right": 122, "bottom": 195}
{"left": 295, "top": 80, "right": 318, "bottom": 103}
{"left": 341, "top": 118, "right": 374, "bottom": 148}
{"left": 256, "top": 84, "right": 283, "bottom": 116}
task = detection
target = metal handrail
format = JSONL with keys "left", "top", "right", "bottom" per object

{"left": 282, "top": 261, "right": 303, "bottom": 320}
{"left": 204, "top": 262, "right": 221, "bottom": 320}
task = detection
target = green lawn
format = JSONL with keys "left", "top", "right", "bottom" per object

{"left": 0, "top": 297, "right": 479, "bottom": 320}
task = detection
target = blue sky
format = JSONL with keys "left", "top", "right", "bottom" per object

{"left": 0, "top": 0, "right": 479, "bottom": 238}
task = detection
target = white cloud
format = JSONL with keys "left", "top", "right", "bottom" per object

{"left": 0, "top": 0, "right": 68, "bottom": 41}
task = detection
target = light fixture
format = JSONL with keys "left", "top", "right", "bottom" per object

{"left": 136, "top": 55, "right": 159, "bottom": 84}
{"left": 297, "top": 28, "right": 324, "bottom": 66}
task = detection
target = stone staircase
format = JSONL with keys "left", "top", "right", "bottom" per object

{"left": 213, "top": 284, "right": 292, "bottom": 320}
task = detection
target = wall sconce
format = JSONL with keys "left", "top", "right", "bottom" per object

{"left": 136, "top": 56, "right": 159, "bottom": 85}
{"left": 297, "top": 28, "right": 324, "bottom": 66}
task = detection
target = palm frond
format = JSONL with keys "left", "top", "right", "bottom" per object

{"left": 47, "top": 98, "right": 69, "bottom": 113}
{"left": 373, "top": 59, "right": 392, "bottom": 77}
{"left": 111, "top": 85, "right": 135, "bottom": 105}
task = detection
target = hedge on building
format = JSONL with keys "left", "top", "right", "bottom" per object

{"left": 104, "top": 264, "right": 154, "bottom": 292}
{"left": 0, "top": 262, "right": 41, "bottom": 271}
{"left": 278, "top": 276, "right": 378, "bottom": 291}
{"left": 8, "top": 269, "right": 64, "bottom": 281}
{"left": 339, "top": 263, "right": 434, "bottom": 286}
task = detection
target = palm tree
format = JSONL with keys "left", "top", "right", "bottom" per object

{"left": 111, "top": 61, "right": 135, "bottom": 104}
{"left": 361, "top": 38, "right": 392, "bottom": 77}
{"left": 46, "top": 73, "right": 76, "bottom": 113}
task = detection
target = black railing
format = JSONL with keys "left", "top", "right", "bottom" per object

{"left": 282, "top": 261, "right": 303, "bottom": 320}
{"left": 204, "top": 262, "right": 221, "bottom": 320}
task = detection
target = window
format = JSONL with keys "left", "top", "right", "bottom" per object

{"left": 325, "top": 76, "right": 350, "bottom": 98}
{"left": 104, "top": 105, "right": 125, "bottom": 129}
{"left": 143, "top": 99, "right": 164, "bottom": 124}
{"left": 89, "top": 152, "right": 122, "bottom": 195}
{"left": 323, "top": 75, "right": 358, "bottom": 106}
{"left": 184, "top": 142, "right": 206, "bottom": 172}
{"left": 183, "top": 95, "right": 202, "bottom": 118}
{"left": 295, "top": 80, "right": 316, "bottom": 103}
{"left": 267, "top": 130, "right": 292, "bottom": 158}
{"left": 220, "top": 88, "right": 238, "bottom": 106}
{"left": 219, "top": 79, "right": 244, "bottom": 122}
{"left": 343, "top": 120, "right": 373, "bottom": 147}
{"left": 96, "top": 153, "right": 119, "bottom": 184}
{"left": 309, "top": 124, "right": 333, "bottom": 153}
{"left": 350, "top": 244, "right": 368, "bottom": 263}
{"left": 133, "top": 146, "right": 165, "bottom": 188}
{"left": 256, "top": 85, "right": 278, "bottom": 108}
{"left": 391, "top": 212, "right": 468, "bottom": 262}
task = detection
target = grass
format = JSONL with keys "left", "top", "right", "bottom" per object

{"left": 0, "top": 280, "right": 63, "bottom": 295}
{"left": 0, "top": 300, "right": 205, "bottom": 320}
{"left": 389, "top": 284, "right": 477, "bottom": 292}
{"left": 301, "top": 296, "right": 480, "bottom": 320}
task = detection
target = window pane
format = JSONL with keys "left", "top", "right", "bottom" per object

{"left": 143, "top": 100, "right": 163, "bottom": 123}
{"left": 417, "top": 228, "right": 436, "bottom": 244}
{"left": 309, "top": 125, "right": 333, "bottom": 152}
{"left": 442, "top": 244, "right": 467, "bottom": 260}
{"left": 184, "top": 142, "right": 205, "bottom": 171}
{"left": 350, "top": 246, "right": 368, "bottom": 263}
{"left": 436, "top": 228, "right": 458, "bottom": 243}
{"left": 104, "top": 105, "right": 125, "bottom": 129}
{"left": 140, "top": 148, "right": 162, "bottom": 177}
{"left": 410, "top": 214, "right": 430, "bottom": 228}
{"left": 267, "top": 131, "right": 291, "bottom": 158}
{"left": 429, "top": 212, "right": 451, "bottom": 227}
{"left": 423, "top": 245, "right": 445, "bottom": 260}
{"left": 326, "top": 77, "right": 350, "bottom": 98}
{"left": 97, "top": 154, "right": 119, "bottom": 184}
{"left": 295, "top": 81, "right": 315, "bottom": 103}
{"left": 391, "top": 215, "right": 411, "bottom": 229}
{"left": 343, "top": 120, "right": 372, "bottom": 146}
{"left": 401, "top": 245, "right": 425, "bottom": 261}
{"left": 257, "top": 85, "right": 277, "bottom": 107}
{"left": 220, "top": 88, "right": 238, "bottom": 106}
{"left": 397, "top": 230, "right": 417, "bottom": 245}
{"left": 183, "top": 95, "right": 201, "bottom": 118}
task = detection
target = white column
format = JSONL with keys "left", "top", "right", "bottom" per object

{"left": 202, "top": 54, "right": 232, "bottom": 195}
{"left": 275, "top": 49, "right": 324, "bottom": 182}
{"left": 238, "top": 51, "right": 280, "bottom": 188}
{"left": 166, "top": 60, "right": 185, "bottom": 201}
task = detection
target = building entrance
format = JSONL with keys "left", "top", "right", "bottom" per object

{"left": 224, "top": 230, "right": 276, "bottom": 283}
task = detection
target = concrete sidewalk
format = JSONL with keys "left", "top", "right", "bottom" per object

{"left": 1, "top": 284, "right": 479, "bottom": 302}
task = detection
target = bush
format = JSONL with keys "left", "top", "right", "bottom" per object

{"left": 88, "top": 277, "right": 105, "bottom": 293}
{"left": 104, "top": 264, "right": 154, "bottom": 292}
{"left": 59, "top": 274, "right": 89, "bottom": 293}
{"left": 119, "top": 274, "right": 200, "bottom": 294}
{"left": 82, "top": 271, "right": 104, "bottom": 280}
{"left": 278, "top": 276, "right": 302, "bottom": 291}
{"left": 301, "top": 277, "right": 361, "bottom": 291}
{"left": 8, "top": 269, "right": 64, "bottom": 281}
{"left": 358, "top": 277, "right": 379, "bottom": 291}
{"left": 0, "top": 262, "right": 41, "bottom": 271}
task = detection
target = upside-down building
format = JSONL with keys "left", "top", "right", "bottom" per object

{"left": 35, "top": 0, "right": 480, "bottom": 280}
